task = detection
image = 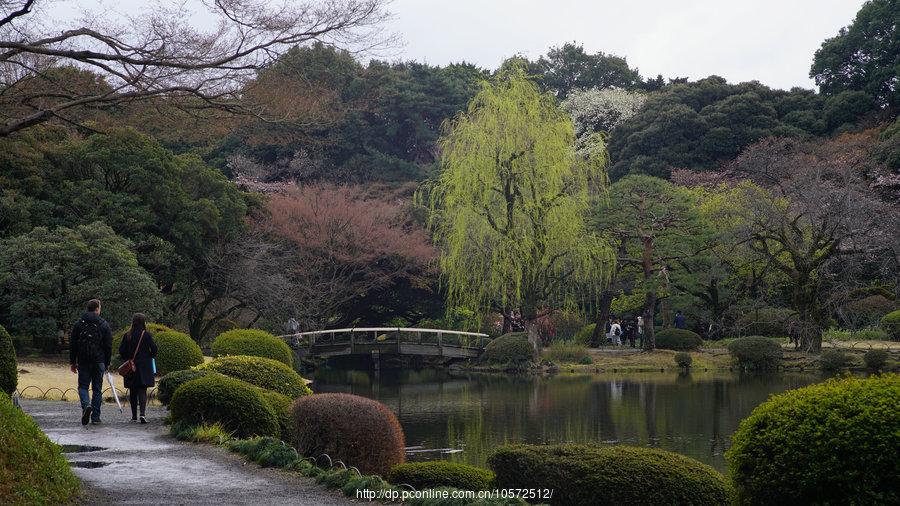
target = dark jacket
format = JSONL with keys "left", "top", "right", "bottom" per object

{"left": 69, "top": 312, "right": 113, "bottom": 367}
{"left": 118, "top": 329, "right": 158, "bottom": 388}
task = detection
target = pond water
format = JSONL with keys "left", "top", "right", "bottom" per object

{"left": 311, "top": 368, "right": 824, "bottom": 472}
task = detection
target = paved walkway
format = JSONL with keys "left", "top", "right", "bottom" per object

{"left": 21, "top": 400, "right": 352, "bottom": 505}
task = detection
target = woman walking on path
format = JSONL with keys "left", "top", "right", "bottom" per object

{"left": 118, "top": 313, "right": 157, "bottom": 424}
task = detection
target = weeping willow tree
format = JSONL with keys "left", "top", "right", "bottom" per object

{"left": 427, "top": 65, "right": 614, "bottom": 341}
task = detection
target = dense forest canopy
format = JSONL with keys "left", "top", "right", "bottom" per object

{"left": 0, "top": 0, "right": 897, "bottom": 352}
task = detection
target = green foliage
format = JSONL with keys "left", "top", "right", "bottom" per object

{"left": 727, "top": 374, "right": 900, "bottom": 504}
{"left": 488, "top": 443, "right": 730, "bottom": 506}
{"left": 153, "top": 331, "right": 204, "bottom": 376}
{"left": 819, "top": 349, "right": 855, "bottom": 371}
{"left": 543, "top": 341, "right": 590, "bottom": 364}
{"left": 674, "top": 352, "right": 693, "bottom": 368}
{"left": 864, "top": 349, "right": 889, "bottom": 371}
{"left": 289, "top": 393, "right": 406, "bottom": 476}
{"left": 259, "top": 390, "right": 294, "bottom": 442}
{"left": 654, "top": 328, "right": 703, "bottom": 351}
{"left": 573, "top": 323, "right": 595, "bottom": 345}
{"left": 157, "top": 369, "right": 224, "bottom": 406}
{"left": 427, "top": 64, "right": 612, "bottom": 323}
{"left": 881, "top": 309, "right": 900, "bottom": 340}
{"left": 170, "top": 420, "right": 234, "bottom": 445}
{"left": 0, "top": 324, "right": 16, "bottom": 395}
{"left": 810, "top": 0, "right": 899, "bottom": 111}
{"left": 841, "top": 295, "right": 896, "bottom": 329}
{"left": 0, "top": 222, "right": 162, "bottom": 351}
{"left": 170, "top": 375, "right": 279, "bottom": 438}
{"left": 608, "top": 77, "right": 830, "bottom": 178}
{"left": 212, "top": 328, "right": 293, "bottom": 367}
{"left": 535, "top": 42, "right": 643, "bottom": 98}
{"left": 388, "top": 461, "right": 495, "bottom": 491}
{"left": 578, "top": 355, "right": 593, "bottom": 365}
{"left": 226, "top": 436, "right": 298, "bottom": 468}
{"left": 479, "top": 333, "right": 534, "bottom": 366}
{"left": 727, "top": 336, "right": 784, "bottom": 370}
{"left": 734, "top": 306, "right": 795, "bottom": 337}
{"left": 197, "top": 355, "right": 311, "bottom": 398}
{"left": 0, "top": 391, "right": 80, "bottom": 504}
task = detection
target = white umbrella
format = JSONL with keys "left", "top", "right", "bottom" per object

{"left": 106, "top": 371, "right": 123, "bottom": 414}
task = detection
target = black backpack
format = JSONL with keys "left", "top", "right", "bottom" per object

{"left": 77, "top": 319, "right": 103, "bottom": 363}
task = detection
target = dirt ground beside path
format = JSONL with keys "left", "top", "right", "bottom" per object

{"left": 21, "top": 400, "right": 353, "bottom": 506}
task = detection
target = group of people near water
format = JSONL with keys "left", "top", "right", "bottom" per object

{"left": 601, "top": 310, "right": 687, "bottom": 347}
{"left": 69, "top": 299, "right": 157, "bottom": 426}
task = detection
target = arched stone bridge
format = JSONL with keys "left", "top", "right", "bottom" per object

{"left": 279, "top": 327, "right": 491, "bottom": 364}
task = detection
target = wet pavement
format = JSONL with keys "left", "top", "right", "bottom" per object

{"left": 21, "top": 400, "right": 353, "bottom": 505}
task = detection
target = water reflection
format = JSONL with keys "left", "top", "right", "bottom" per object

{"left": 312, "top": 368, "right": 823, "bottom": 472}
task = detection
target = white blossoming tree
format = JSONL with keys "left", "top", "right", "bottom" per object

{"left": 561, "top": 88, "right": 646, "bottom": 154}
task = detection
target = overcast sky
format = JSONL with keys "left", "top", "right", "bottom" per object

{"left": 384, "top": 0, "right": 865, "bottom": 90}
{"left": 55, "top": 0, "right": 866, "bottom": 91}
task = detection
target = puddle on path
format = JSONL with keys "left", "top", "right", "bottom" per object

{"left": 70, "top": 461, "right": 110, "bottom": 468}
{"left": 61, "top": 444, "right": 106, "bottom": 453}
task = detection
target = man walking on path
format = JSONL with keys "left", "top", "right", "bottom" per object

{"left": 70, "top": 299, "right": 113, "bottom": 425}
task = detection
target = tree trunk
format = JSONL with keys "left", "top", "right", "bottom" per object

{"left": 590, "top": 289, "right": 615, "bottom": 347}
{"left": 642, "top": 292, "right": 656, "bottom": 351}
{"left": 640, "top": 235, "right": 656, "bottom": 351}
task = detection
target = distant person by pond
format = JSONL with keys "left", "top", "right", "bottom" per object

{"left": 69, "top": 299, "right": 113, "bottom": 426}
{"left": 608, "top": 319, "right": 623, "bottom": 346}
{"left": 118, "top": 313, "right": 158, "bottom": 424}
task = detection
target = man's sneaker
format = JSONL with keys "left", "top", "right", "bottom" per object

{"left": 91, "top": 419, "right": 102, "bottom": 425}
{"left": 139, "top": 416, "right": 147, "bottom": 424}
{"left": 81, "top": 407, "right": 92, "bottom": 426}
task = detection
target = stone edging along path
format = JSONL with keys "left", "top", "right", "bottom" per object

{"left": 20, "top": 400, "right": 352, "bottom": 506}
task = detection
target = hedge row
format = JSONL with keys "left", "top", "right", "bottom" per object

{"left": 727, "top": 336, "right": 783, "bottom": 370}
{"left": 0, "top": 324, "right": 17, "bottom": 395}
{"left": 488, "top": 444, "right": 730, "bottom": 505}
{"left": 479, "top": 332, "right": 534, "bottom": 366}
{"left": 196, "top": 355, "right": 311, "bottom": 398}
{"left": 1, "top": 391, "right": 80, "bottom": 504}
{"left": 388, "top": 461, "right": 494, "bottom": 491}
{"left": 169, "top": 374, "right": 279, "bottom": 439}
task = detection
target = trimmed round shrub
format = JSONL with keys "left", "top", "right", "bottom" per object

{"left": 0, "top": 391, "right": 80, "bottom": 503}
{"left": 842, "top": 295, "right": 896, "bottom": 328}
{"left": 212, "top": 328, "right": 293, "bottom": 367}
{"left": 197, "top": 355, "right": 311, "bottom": 398}
{"left": 153, "top": 331, "right": 204, "bottom": 376}
{"left": 157, "top": 369, "right": 226, "bottom": 406}
{"left": 727, "top": 336, "right": 783, "bottom": 370}
{"left": 674, "top": 352, "right": 692, "bottom": 369}
{"left": 734, "top": 306, "right": 794, "bottom": 336}
{"left": 573, "top": 324, "right": 596, "bottom": 345}
{"left": 881, "top": 309, "right": 900, "bottom": 340}
{"left": 819, "top": 349, "right": 854, "bottom": 371}
{"left": 289, "top": 393, "right": 405, "bottom": 476}
{"left": 170, "top": 375, "right": 279, "bottom": 438}
{"left": 479, "top": 332, "right": 534, "bottom": 365}
{"left": 488, "top": 443, "right": 730, "bottom": 505}
{"left": 389, "top": 461, "right": 494, "bottom": 491}
{"left": 0, "top": 324, "right": 17, "bottom": 395}
{"left": 654, "top": 328, "right": 703, "bottom": 351}
{"left": 260, "top": 390, "right": 293, "bottom": 442}
{"left": 727, "top": 374, "right": 900, "bottom": 504}
{"left": 864, "top": 349, "right": 889, "bottom": 371}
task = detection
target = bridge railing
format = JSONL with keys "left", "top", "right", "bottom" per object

{"left": 278, "top": 327, "right": 492, "bottom": 350}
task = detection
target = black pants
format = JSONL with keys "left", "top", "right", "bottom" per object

{"left": 129, "top": 387, "right": 147, "bottom": 418}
